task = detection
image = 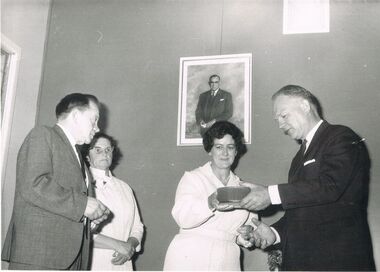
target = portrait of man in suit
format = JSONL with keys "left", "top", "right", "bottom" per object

{"left": 195, "top": 74, "right": 233, "bottom": 136}
{"left": 177, "top": 53, "right": 252, "bottom": 146}
{"left": 2, "top": 93, "right": 110, "bottom": 270}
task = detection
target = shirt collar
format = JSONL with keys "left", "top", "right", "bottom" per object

{"left": 90, "top": 167, "right": 113, "bottom": 186}
{"left": 211, "top": 88, "right": 219, "bottom": 95}
{"left": 57, "top": 123, "right": 77, "bottom": 148}
{"left": 305, "top": 120, "right": 323, "bottom": 148}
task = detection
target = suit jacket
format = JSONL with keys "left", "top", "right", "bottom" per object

{"left": 2, "top": 125, "right": 93, "bottom": 269}
{"left": 195, "top": 89, "right": 233, "bottom": 126}
{"left": 272, "top": 121, "right": 375, "bottom": 271}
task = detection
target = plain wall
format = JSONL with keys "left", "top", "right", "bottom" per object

{"left": 1, "top": 0, "right": 51, "bottom": 269}
{"left": 3, "top": 0, "right": 379, "bottom": 270}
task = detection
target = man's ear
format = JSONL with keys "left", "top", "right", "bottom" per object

{"left": 300, "top": 99, "right": 311, "bottom": 113}
{"left": 71, "top": 108, "right": 80, "bottom": 122}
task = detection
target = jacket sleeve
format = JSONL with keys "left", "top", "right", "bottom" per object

{"left": 195, "top": 93, "right": 204, "bottom": 124}
{"left": 17, "top": 127, "right": 87, "bottom": 222}
{"left": 278, "top": 127, "right": 367, "bottom": 209}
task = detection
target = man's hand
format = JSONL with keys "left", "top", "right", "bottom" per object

{"left": 250, "top": 218, "right": 276, "bottom": 249}
{"left": 205, "top": 119, "right": 216, "bottom": 128}
{"left": 239, "top": 182, "right": 271, "bottom": 211}
{"left": 84, "top": 197, "right": 110, "bottom": 224}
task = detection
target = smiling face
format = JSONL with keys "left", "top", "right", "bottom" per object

{"left": 273, "top": 95, "right": 310, "bottom": 141}
{"left": 209, "top": 134, "right": 237, "bottom": 170}
{"left": 88, "top": 137, "right": 113, "bottom": 170}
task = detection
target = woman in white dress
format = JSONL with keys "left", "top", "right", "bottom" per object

{"left": 164, "top": 121, "right": 257, "bottom": 271}
{"left": 84, "top": 133, "right": 144, "bottom": 271}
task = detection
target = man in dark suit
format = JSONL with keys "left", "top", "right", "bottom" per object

{"left": 195, "top": 74, "right": 233, "bottom": 136}
{"left": 238, "top": 85, "right": 375, "bottom": 271}
{"left": 2, "top": 93, "right": 110, "bottom": 270}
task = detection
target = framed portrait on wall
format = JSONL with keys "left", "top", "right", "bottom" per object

{"left": 177, "top": 53, "right": 252, "bottom": 146}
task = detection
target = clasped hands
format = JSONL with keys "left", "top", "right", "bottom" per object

{"left": 237, "top": 218, "right": 276, "bottom": 249}
{"left": 111, "top": 239, "right": 137, "bottom": 265}
{"left": 208, "top": 182, "right": 272, "bottom": 211}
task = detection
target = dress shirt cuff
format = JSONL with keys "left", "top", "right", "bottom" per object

{"left": 268, "top": 185, "right": 282, "bottom": 205}
{"left": 270, "top": 227, "right": 281, "bottom": 244}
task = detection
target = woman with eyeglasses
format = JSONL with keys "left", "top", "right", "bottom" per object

{"left": 84, "top": 132, "right": 144, "bottom": 271}
{"left": 163, "top": 121, "right": 257, "bottom": 271}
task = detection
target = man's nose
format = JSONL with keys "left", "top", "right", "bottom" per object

{"left": 277, "top": 118, "right": 285, "bottom": 129}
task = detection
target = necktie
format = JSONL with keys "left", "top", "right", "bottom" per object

{"left": 75, "top": 145, "right": 86, "bottom": 180}
{"left": 75, "top": 145, "right": 90, "bottom": 239}
{"left": 211, "top": 90, "right": 216, "bottom": 96}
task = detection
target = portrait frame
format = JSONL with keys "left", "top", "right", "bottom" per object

{"left": 177, "top": 53, "right": 252, "bottom": 146}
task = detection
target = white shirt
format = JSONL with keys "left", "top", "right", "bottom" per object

{"left": 56, "top": 123, "right": 88, "bottom": 186}
{"left": 56, "top": 123, "right": 81, "bottom": 165}
{"left": 211, "top": 88, "right": 220, "bottom": 96}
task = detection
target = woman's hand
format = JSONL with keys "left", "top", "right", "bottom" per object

{"left": 111, "top": 239, "right": 136, "bottom": 265}
{"left": 236, "top": 225, "right": 254, "bottom": 248}
{"left": 237, "top": 224, "right": 254, "bottom": 240}
{"left": 111, "top": 251, "right": 129, "bottom": 265}
{"left": 208, "top": 191, "right": 235, "bottom": 211}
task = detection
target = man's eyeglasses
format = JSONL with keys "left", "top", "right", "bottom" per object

{"left": 92, "top": 146, "right": 114, "bottom": 155}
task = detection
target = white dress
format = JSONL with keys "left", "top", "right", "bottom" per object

{"left": 163, "top": 162, "right": 257, "bottom": 271}
{"left": 90, "top": 168, "right": 144, "bottom": 271}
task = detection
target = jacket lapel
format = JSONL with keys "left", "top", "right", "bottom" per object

{"left": 53, "top": 125, "right": 88, "bottom": 189}
{"left": 303, "top": 121, "right": 330, "bottom": 159}
{"left": 288, "top": 121, "right": 330, "bottom": 180}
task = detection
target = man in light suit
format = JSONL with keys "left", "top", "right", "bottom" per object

{"left": 238, "top": 85, "right": 375, "bottom": 270}
{"left": 2, "top": 93, "right": 110, "bottom": 270}
{"left": 195, "top": 75, "right": 233, "bottom": 136}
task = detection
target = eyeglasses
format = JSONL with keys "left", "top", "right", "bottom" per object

{"left": 92, "top": 146, "right": 114, "bottom": 155}
{"left": 209, "top": 81, "right": 219, "bottom": 84}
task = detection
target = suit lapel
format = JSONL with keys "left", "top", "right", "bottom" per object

{"left": 288, "top": 121, "right": 330, "bottom": 180}
{"left": 53, "top": 125, "right": 88, "bottom": 189}
{"left": 54, "top": 125, "right": 80, "bottom": 165}
{"left": 289, "top": 145, "right": 304, "bottom": 178}
{"left": 303, "top": 121, "right": 329, "bottom": 159}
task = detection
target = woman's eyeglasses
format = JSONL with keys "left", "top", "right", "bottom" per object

{"left": 92, "top": 146, "right": 114, "bottom": 155}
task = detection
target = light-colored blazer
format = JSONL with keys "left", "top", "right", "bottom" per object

{"left": 2, "top": 125, "right": 92, "bottom": 269}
